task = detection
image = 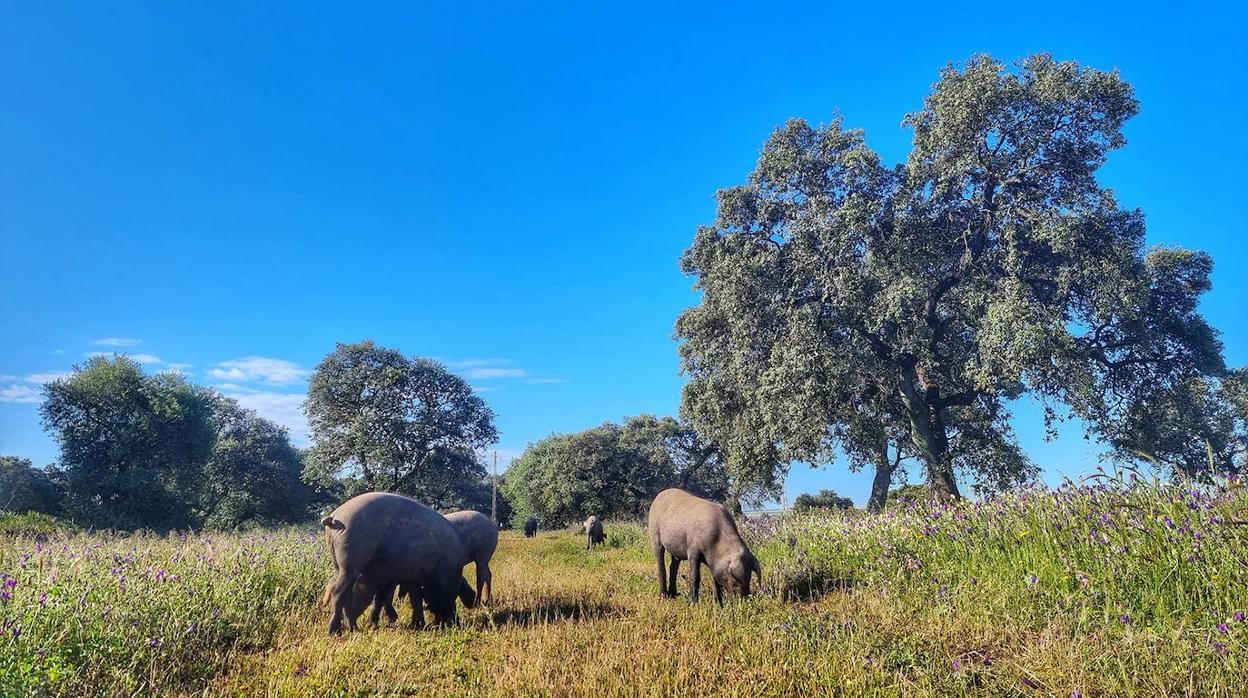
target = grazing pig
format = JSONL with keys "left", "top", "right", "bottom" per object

{"left": 584, "top": 515, "right": 605, "bottom": 550}
{"left": 444, "top": 510, "right": 499, "bottom": 605}
{"left": 370, "top": 510, "right": 498, "bottom": 625}
{"left": 320, "top": 492, "right": 471, "bottom": 634}
{"left": 524, "top": 517, "right": 538, "bottom": 538}
{"left": 647, "top": 488, "right": 762, "bottom": 605}
{"left": 371, "top": 577, "right": 476, "bottom": 629}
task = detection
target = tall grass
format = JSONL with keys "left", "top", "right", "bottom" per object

{"left": 0, "top": 529, "right": 328, "bottom": 696}
{"left": 755, "top": 471, "right": 1247, "bottom": 627}
{"left": 2, "top": 473, "right": 1245, "bottom": 696}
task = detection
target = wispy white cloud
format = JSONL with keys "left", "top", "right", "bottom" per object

{"left": 443, "top": 358, "right": 514, "bottom": 369}
{"left": 92, "top": 337, "right": 143, "bottom": 347}
{"left": 51, "top": 349, "right": 64, "bottom": 355}
{"left": 0, "top": 384, "right": 41, "bottom": 404}
{"left": 444, "top": 357, "right": 565, "bottom": 385}
{"left": 23, "top": 372, "right": 70, "bottom": 384}
{"left": 471, "top": 385, "right": 497, "bottom": 393}
{"left": 213, "top": 383, "right": 252, "bottom": 392}
{"left": 462, "top": 367, "right": 527, "bottom": 379}
{"left": 208, "top": 357, "right": 309, "bottom": 385}
{"left": 130, "top": 353, "right": 163, "bottom": 365}
{"left": 220, "top": 389, "right": 310, "bottom": 445}
{"left": 0, "top": 370, "right": 74, "bottom": 403}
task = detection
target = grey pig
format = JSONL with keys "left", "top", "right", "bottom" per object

{"left": 371, "top": 510, "right": 499, "bottom": 625}
{"left": 583, "top": 515, "right": 605, "bottom": 550}
{"left": 320, "top": 492, "right": 471, "bottom": 634}
{"left": 647, "top": 488, "right": 762, "bottom": 604}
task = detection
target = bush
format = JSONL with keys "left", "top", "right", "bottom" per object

{"left": 792, "top": 489, "right": 853, "bottom": 512}
{"left": 0, "top": 456, "right": 63, "bottom": 516}
{"left": 0, "top": 511, "right": 74, "bottom": 537}
{"left": 603, "top": 521, "right": 647, "bottom": 550}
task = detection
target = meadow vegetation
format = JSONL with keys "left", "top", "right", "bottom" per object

{"left": 2, "top": 472, "right": 1245, "bottom": 696}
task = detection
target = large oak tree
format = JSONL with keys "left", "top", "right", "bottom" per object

{"left": 677, "top": 55, "right": 1225, "bottom": 499}
{"left": 303, "top": 340, "right": 497, "bottom": 503}
{"left": 40, "top": 355, "right": 315, "bottom": 530}
{"left": 41, "top": 356, "right": 217, "bottom": 530}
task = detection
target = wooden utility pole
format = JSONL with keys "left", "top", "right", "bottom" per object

{"left": 491, "top": 450, "right": 498, "bottom": 522}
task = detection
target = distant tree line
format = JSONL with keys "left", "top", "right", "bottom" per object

{"left": 501, "top": 414, "right": 757, "bottom": 528}
{"left": 2, "top": 356, "right": 318, "bottom": 530}
{"left": 792, "top": 489, "right": 853, "bottom": 512}
{"left": 3, "top": 341, "right": 514, "bottom": 531}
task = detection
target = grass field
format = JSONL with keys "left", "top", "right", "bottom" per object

{"left": 2, "top": 473, "right": 1246, "bottom": 696}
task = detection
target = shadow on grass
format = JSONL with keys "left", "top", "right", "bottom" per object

{"left": 479, "top": 597, "right": 630, "bottom": 628}
{"left": 777, "top": 575, "right": 862, "bottom": 603}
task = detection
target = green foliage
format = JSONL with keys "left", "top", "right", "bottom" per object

{"left": 503, "top": 423, "right": 653, "bottom": 528}
{"left": 37, "top": 355, "right": 314, "bottom": 531}
{"left": 40, "top": 356, "right": 218, "bottom": 531}
{"left": 502, "top": 415, "right": 738, "bottom": 528}
{"left": 439, "top": 475, "right": 513, "bottom": 528}
{"left": 0, "top": 456, "right": 63, "bottom": 515}
{"left": 200, "top": 399, "right": 315, "bottom": 529}
{"left": 1105, "top": 373, "right": 1246, "bottom": 479}
{"left": 603, "top": 521, "right": 647, "bottom": 549}
{"left": 303, "top": 341, "right": 497, "bottom": 507}
{"left": 677, "top": 53, "right": 1224, "bottom": 501}
{"left": 617, "top": 414, "right": 737, "bottom": 502}
{"left": 792, "top": 489, "right": 853, "bottom": 512}
{"left": 0, "top": 511, "right": 74, "bottom": 536}
{"left": 885, "top": 482, "right": 935, "bottom": 508}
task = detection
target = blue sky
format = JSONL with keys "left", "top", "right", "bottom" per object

{"left": 2, "top": 2, "right": 1245, "bottom": 506}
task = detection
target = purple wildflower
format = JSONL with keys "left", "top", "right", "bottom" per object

{"left": 1120, "top": 614, "right": 1132, "bottom": 624}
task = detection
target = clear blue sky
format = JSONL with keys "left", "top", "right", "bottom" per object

{"left": 2, "top": 2, "right": 1245, "bottom": 506}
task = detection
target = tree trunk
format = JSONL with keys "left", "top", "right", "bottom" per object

{"left": 867, "top": 455, "right": 895, "bottom": 513}
{"left": 897, "top": 365, "right": 961, "bottom": 500}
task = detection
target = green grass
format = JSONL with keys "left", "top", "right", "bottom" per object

{"left": 0, "top": 512, "right": 75, "bottom": 537}
{"left": 2, "top": 475, "right": 1246, "bottom": 696}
